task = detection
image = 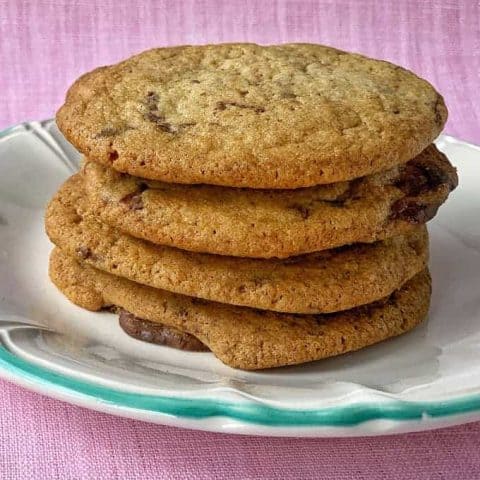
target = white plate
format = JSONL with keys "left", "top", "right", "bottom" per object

{"left": 0, "top": 120, "right": 479, "bottom": 437}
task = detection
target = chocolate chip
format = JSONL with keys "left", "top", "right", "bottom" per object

{"left": 396, "top": 157, "right": 456, "bottom": 196}
{"left": 120, "top": 184, "right": 147, "bottom": 211}
{"left": 108, "top": 150, "right": 119, "bottom": 161}
{"left": 390, "top": 198, "right": 440, "bottom": 224}
{"left": 395, "top": 163, "right": 429, "bottom": 196}
{"left": 422, "top": 162, "right": 457, "bottom": 191}
{"left": 144, "top": 111, "right": 170, "bottom": 128}
{"left": 145, "top": 112, "right": 196, "bottom": 133}
{"left": 143, "top": 92, "right": 196, "bottom": 133}
{"left": 145, "top": 91, "right": 159, "bottom": 108}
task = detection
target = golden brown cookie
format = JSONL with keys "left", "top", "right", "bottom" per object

{"left": 46, "top": 173, "right": 429, "bottom": 314}
{"left": 82, "top": 145, "right": 456, "bottom": 258}
{"left": 49, "top": 248, "right": 431, "bottom": 370}
{"left": 56, "top": 43, "right": 447, "bottom": 188}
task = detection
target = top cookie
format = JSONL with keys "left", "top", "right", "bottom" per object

{"left": 57, "top": 43, "right": 447, "bottom": 188}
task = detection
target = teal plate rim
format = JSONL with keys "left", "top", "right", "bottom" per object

{"left": 1, "top": 344, "right": 480, "bottom": 427}
{"left": 1, "top": 120, "right": 480, "bottom": 432}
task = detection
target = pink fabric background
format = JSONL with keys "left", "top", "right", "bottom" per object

{"left": 1, "top": 0, "right": 480, "bottom": 478}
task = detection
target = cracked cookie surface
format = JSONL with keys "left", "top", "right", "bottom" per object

{"left": 57, "top": 43, "right": 447, "bottom": 188}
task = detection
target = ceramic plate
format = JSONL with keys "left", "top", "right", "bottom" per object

{"left": 0, "top": 120, "right": 479, "bottom": 437}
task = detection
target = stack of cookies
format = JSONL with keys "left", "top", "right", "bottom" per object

{"left": 46, "top": 44, "right": 457, "bottom": 370}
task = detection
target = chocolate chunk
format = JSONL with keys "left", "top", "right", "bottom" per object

{"left": 120, "top": 183, "right": 148, "bottom": 210}
{"left": 144, "top": 112, "right": 196, "bottom": 133}
{"left": 118, "top": 309, "right": 208, "bottom": 351}
{"left": 390, "top": 198, "right": 440, "bottom": 224}
{"left": 396, "top": 158, "right": 456, "bottom": 196}
{"left": 144, "top": 92, "right": 196, "bottom": 133}
{"left": 421, "top": 161, "right": 458, "bottom": 192}
{"left": 145, "top": 91, "right": 159, "bottom": 109}
{"left": 144, "top": 111, "right": 170, "bottom": 129}
{"left": 121, "top": 193, "right": 143, "bottom": 210}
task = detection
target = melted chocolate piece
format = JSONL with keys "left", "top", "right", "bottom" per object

{"left": 395, "top": 157, "right": 457, "bottom": 196}
{"left": 118, "top": 309, "right": 209, "bottom": 352}
{"left": 391, "top": 150, "right": 457, "bottom": 224}
{"left": 120, "top": 183, "right": 148, "bottom": 210}
{"left": 390, "top": 198, "right": 440, "bottom": 224}
{"left": 144, "top": 92, "right": 196, "bottom": 133}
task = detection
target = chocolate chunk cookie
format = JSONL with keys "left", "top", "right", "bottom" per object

{"left": 57, "top": 43, "right": 447, "bottom": 188}
{"left": 82, "top": 144, "right": 456, "bottom": 258}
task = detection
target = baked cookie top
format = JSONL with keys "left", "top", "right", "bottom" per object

{"left": 45, "top": 173, "right": 428, "bottom": 314}
{"left": 82, "top": 144, "right": 456, "bottom": 258}
{"left": 49, "top": 248, "right": 431, "bottom": 370}
{"left": 57, "top": 43, "right": 447, "bottom": 188}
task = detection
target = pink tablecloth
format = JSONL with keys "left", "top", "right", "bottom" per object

{"left": 1, "top": 1, "right": 479, "bottom": 478}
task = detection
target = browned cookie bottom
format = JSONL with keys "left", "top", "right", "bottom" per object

{"left": 118, "top": 309, "right": 208, "bottom": 351}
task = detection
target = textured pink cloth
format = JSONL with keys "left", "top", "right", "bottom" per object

{"left": 1, "top": 0, "right": 479, "bottom": 143}
{"left": 1, "top": 1, "right": 480, "bottom": 478}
